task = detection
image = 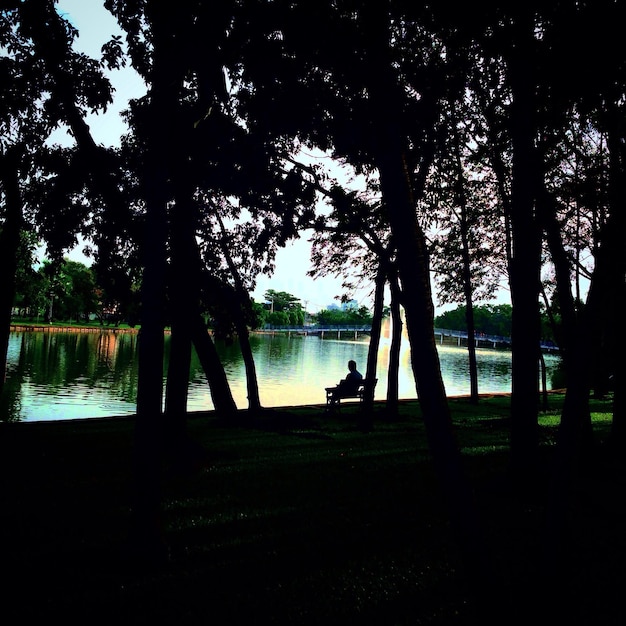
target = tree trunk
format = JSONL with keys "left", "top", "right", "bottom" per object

{"left": 190, "top": 315, "right": 238, "bottom": 416}
{"left": 539, "top": 353, "right": 548, "bottom": 411}
{"left": 236, "top": 323, "right": 262, "bottom": 413}
{"left": 216, "top": 214, "right": 262, "bottom": 412}
{"left": 453, "top": 128, "right": 479, "bottom": 403}
{"left": 131, "top": 143, "right": 168, "bottom": 560}
{"left": 359, "top": 263, "right": 385, "bottom": 428}
{"left": 538, "top": 188, "right": 593, "bottom": 443}
{"left": 464, "top": 301, "right": 479, "bottom": 403}
{"left": 129, "top": 6, "right": 175, "bottom": 560}
{"left": 165, "top": 187, "right": 197, "bottom": 454}
{"left": 362, "top": 4, "right": 496, "bottom": 615}
{"left": 610, "top": 275, "right": 626, "bottom": 445}
{"left": 604, "top": 110, "right": 626, "bottom": 443}
{"left": 506, "top": 13, "right": 542, "bottom": 488}
{"left": 386, "top": 273, "right": 402, "bottom": 416}
{"left": 164, "top": 318, "right": 192, "bottom": 447}
{"left": 0, "top": 153, "right": 22, "bottom": 396}
{"left": 611, "top": 309, "right": 626, "bottom": 443}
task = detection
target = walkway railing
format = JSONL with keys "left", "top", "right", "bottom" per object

{"left": 258, "top": 325, "right": 558, "bottom": 351}
{"left": 259, "top": 324, "right": 372, "bottom": 339}
{"left": 434, "top": 328, "right": 558, "bottom": 352}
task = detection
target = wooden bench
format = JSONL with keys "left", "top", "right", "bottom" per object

{"left": 325, "top": 378, "right": 378, "bottom": 411}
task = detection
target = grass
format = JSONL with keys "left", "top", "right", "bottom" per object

{"left": 0, "top": 393, "right": 622, "bottom": 625}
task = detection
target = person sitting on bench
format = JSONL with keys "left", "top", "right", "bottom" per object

{"left": 326, "top": 360, "right": 363, "bottom": 406}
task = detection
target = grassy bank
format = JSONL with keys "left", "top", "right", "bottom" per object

{"left": 0, "top": 394, "right": 621, "bottom": 624}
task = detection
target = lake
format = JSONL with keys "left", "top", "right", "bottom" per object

{"left": 1, "top": 328, "right": 562, "bottom": 422}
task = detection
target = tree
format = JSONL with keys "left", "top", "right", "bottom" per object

{"left": 263, "top": 290, "right": 302, "bottom": 315}
{"left": 252, "top": 1, "right": 497, "bottom": 605}
{"left": 221, "top": 1, "right": 498, "bottom": 608}
{"left": 37, "top": 259, "right": 99, "bottom": 322}
{"left": 435, "top": 304, "right": 513, "bottom": 338}
{"left": 314, "top": 304, "right": 372, "bottom": 326}
{"left": 101, "top": 0, "right": 322, "bottom": 555}
{"left": 10, "top": 232, "right": 43, "bottom": 319}
{"left": 428, "top": 104, "right": 506, "bottom": 403}
{"left": 12, "top": 2, "right": 626, "bottom": 615}
{"left": 0, "top": 1, "right": 115, "bottom": 394}
{"left": 527, "top": 2, "right": 626, "bottom": 601}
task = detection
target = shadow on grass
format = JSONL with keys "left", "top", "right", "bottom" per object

{"left": 0, "top": 394, "right": 622, "bottom": 624}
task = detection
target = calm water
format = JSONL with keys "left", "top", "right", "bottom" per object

{"left": 1, "top": 329, "right": 561, "bottom": 422}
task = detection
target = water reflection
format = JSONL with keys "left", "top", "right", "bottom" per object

{"left": 2, "top": 330, "right": 562, "bottom": 422}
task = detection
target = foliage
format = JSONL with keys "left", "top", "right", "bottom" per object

{"left": 262, "top": 289, "right": 302, "bottom": 313}
{"left": 315, "top": 302, "right": 373, "bottom": 326}
{"left": 435, "top": 304, "right": 513, "bottom": 337}
{"left": 36, "top": 259, "right": 99, "bottom": 323}
{"left": 427, "top": 93, "right": 508, "bottom": 307}
{"left": 12, "top": 256, "right": 130, "bottom": 325}
{"left": 11, "top": 231, "right": 43, "bottom": 314}
{"left": 435, "top": 302, "right": 561, "bottom": 345}
{"left": 259, "top": 289, "right": 305, "bottom": 325}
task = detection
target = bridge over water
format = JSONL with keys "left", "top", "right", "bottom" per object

{"left": 258, "top": 324, "right": 558, "bottom": 352}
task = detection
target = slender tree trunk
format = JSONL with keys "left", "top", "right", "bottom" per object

{"left": 611, "top": 299, "right": 626, "bottom": 442}
{"left": 464, "top": 301, "right": 479, "bottom": 403}
{"left": 386, "top": 274, "right": 402, "bottom": 416}
{"left": 539, "top": 353, "right": 548, "bottom": 411}
{"left": 236, "top": 324, "right": 262, "bottom": 412}
{"left": 165, "top": 187, "right": 197, "bottom": 453}
{"left": 359, "top": 263, "right": 385, "bottom": 428}
{"left": 131, "top": 141, "right": 168, "bottom": 560}
{"left": 538, "top": 188, "right": 593, "bottom": 444}
{"left": 377, "top": 145, "right": 497, "bottom": 619}
{"left": 0, "top": 153, "right": 22, "bottom": 395}
{"left": 604, "top": 111, "right": 626, "bottom": 442}
{"left": 167, "top": 198, "right": 241, "bottom": 419}
{"left": 190, "top": 315, "right": 238, "bottom": 415}
{"left": 506, "top": 13, "right": 542, "bottom": 489}
{"left": 364, "top": 263, "right": 385, "bottom": 391}
{"left": 164, "top": 319, "right": 192, "bottom": 447}
{"left": 129, "top": 7, "right": 175, "bottom": 560}
{"left": 452, "top": 128, "right": 479, "bottom": 403}
{"left": 216, "top": 213, "right": 262, "bottom": 412}
{"left": 362, "top": 5, "right": 496, "bottom": 616}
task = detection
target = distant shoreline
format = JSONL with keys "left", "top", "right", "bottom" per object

{"left": 10, "top": 323, "right": 139, "bottom": 333}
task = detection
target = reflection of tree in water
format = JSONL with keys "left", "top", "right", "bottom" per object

{"left": 266, "top": 334, "right": 301, "bottom": 360}
{"left": 194, "top": 335, "right": 245, "bottom": 379}
{"left": 96, "top": 332, "right": 118, "bottom": 368}
{"left": 0, "top": 333, "right": 27, "bottom": 422}
{"left": 65, "top": 334, "right": 94, "bottom": 381}
{"left": 17, "top": 330, "right": 140, "bottom": 400}
{"left": 105, "top": 333, "right": 139, "bottom": 402}
{"left": 0, "top": 372, "right": 23, "bottom": 422}
{"left": 23, "top": 332, "right": 64, "bottom": 386}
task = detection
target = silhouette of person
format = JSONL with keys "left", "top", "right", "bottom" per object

{"left": 326, "top": 360, "right": 363, "bottom": 406}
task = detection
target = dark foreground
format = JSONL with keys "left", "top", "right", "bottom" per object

{"left": 0, "top": 395, "right": 623, "bottom": 625}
